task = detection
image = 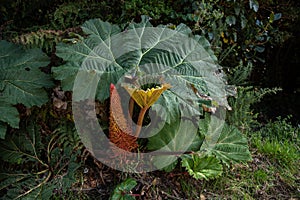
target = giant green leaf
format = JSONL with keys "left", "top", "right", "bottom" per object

{"left": 0, "top": 100, "right": 19, "bottom": 139}
{"left": 0, "top": 41, "right": 53, "bottom": 107}
{"left": 211, "top": 124, "right": 251, "bottom": 165}
{"left": 200, "top": 115, "right": 252, "bottom": 166}
{"left": 0, "top": 122, "right": 7, "bottom": 139}
{"left": 53, "top": 16, "right": 233, "bottom": 111}
{"left": 147, "top": 101, "right": 201, "bottom": 171}
{"left": 181, "top": 154, "right": 223, "bottom": 180}
{"left": 0, "top": 41, "right": 53, "bottom": 138}
{"left": 0, "top": 100, "right": 19, "bottom": 129}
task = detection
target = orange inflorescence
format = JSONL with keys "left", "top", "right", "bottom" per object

{"left": 109, "top": 84, "right": 138, "bottom": 153}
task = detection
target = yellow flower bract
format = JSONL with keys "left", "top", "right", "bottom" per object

{"left": 124, "top": 83, "right": 171, "bottom": 108}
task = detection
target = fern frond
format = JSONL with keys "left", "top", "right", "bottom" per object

{"left": 11, "top": 27, "right": 82, "bottom": 52}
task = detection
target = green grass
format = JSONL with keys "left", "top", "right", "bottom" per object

{"left": 251, "top": 116, "right": 299, "bottom": 174}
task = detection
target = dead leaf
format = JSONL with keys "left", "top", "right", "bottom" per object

{"left": 53, "top": 97, "right": 67, "bottom": 109}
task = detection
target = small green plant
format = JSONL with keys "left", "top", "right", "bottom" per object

{"left": 257, "top": 116, "right": 299, "bottom": 143}
{"left": 227, "top": 86, "right": 280, "bottom": 131}
{"left": 181, "top": 154, "right": 223, "bottom": 180}
{"left": 253, "top": 169, "right": 269, "bottom": 185}
{"left": 110, "top": 178, "right": 137, "bottom": 200}
{"left": 121, "top": 0, "right": 174, "bottom": 23}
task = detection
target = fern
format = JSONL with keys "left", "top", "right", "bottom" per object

{"left": 227, "top": 86, "right": 281, "bottom": 130}
{"left": 226, "top": 60, "right": 253, "bottom": 86}
{"left": 12, "top": 28, "right": 83, "bottom": 52}
{"left": 55, "top": 120, "right": 82, "bottom": 150}
{"left": 0, "top": 117, "right": 82, "bottom": 199}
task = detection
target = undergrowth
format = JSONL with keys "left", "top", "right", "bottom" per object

{"left": 0, "top": 109, "right": 84, "bottom": 199}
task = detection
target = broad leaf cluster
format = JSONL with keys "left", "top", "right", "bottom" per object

{"left": 148, "top": 113, "right": 251, "bottom": 179}
{"left": 0, "top": 17, "right": 252, "bottom": 196}
{"left": 0, "top": 41, "right": 53, "bottom": 138}
{"left": 53, "top": 16, "right": 233, "bottom": 108}
{"left": 52, "top": 17, "right": 251, "bottom": 179}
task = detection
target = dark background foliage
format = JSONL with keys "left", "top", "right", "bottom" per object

{"left": 1, "top": 0, "right": 299, "bottom": 123}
